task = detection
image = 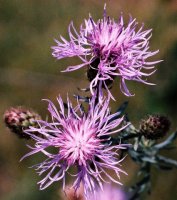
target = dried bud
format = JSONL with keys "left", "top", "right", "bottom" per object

{"left": 140, "top": 115, "right": 171, "bottom": 140}
{"left": 4, "top": 107, "right": 41, "bottom": 139}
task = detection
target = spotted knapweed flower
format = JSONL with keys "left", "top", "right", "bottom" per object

{"left": 52, "top": 6, "right": 161, "bottom": 100}
{"left": 21, "top": 95, "right": 129, "bottom": 198}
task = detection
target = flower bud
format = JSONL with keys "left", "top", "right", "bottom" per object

{"left": 140, "top": 115, "right": 171, "bottom": 140}
{"left": 4, "top": 107, "right": 41, "bottom": 139}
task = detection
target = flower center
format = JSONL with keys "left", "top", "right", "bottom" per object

{"left": 59, "top": 119, "right": 100, "bottom": 166}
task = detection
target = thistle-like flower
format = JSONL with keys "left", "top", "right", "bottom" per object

{"left": 21, "top": 95, "right": 128, "bottom": 198}
{"left": 52, "top": 5, "right": 161, "bottom": 99}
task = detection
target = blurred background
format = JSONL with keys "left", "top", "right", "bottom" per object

{"left": 0, "top": 0, "right": 177, "bottom": 199}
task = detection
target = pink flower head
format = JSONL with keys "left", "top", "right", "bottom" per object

{"left": 21, "top": 95, "right": 129, "bottom": 198}
{"left": 89, "top": 184, "right": 127, "bottom": 200}
{"left": 52, "top": 6, "right": 161, "bottom": 100}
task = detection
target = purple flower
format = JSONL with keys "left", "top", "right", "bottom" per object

{"left": 89, "top": 184, "right": 127, "bottom": 200}
{"left": 52, "top": 6, "right": 161, "bottom": 99}
{"left": 21, "top": 95, "right": 129, "bottom": 198}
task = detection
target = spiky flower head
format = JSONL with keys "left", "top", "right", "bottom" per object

{"left": 140, "top": 114, "right": 171, "bottom": 140}
{"left": 21, "top": 95, "right": 129, "bottom": 198}
{"left": 52, "top": 5, "right": 161, "bottom": 100}
{"left": 4, "top": 107, "right": 41, "bottom": 139}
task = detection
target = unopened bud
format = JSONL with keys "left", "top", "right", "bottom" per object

{"left": 4, "top": 107, "right": 41, "bottom": 139}
{"left": 140, "top": 114, "right": 171, "bottom": 140}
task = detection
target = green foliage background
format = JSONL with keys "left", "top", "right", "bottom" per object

{"left": 0, "top": 0, "right": 176, "bottom": 199}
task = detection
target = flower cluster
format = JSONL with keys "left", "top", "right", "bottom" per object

{"left": 13, "top": 5, "right": 164, "bottom": 200}
{"left": 21, "top": 95, "right": 128, "bottom": 197}
{"left": 52, "top": 6, "right": 160, "bottom": 99}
